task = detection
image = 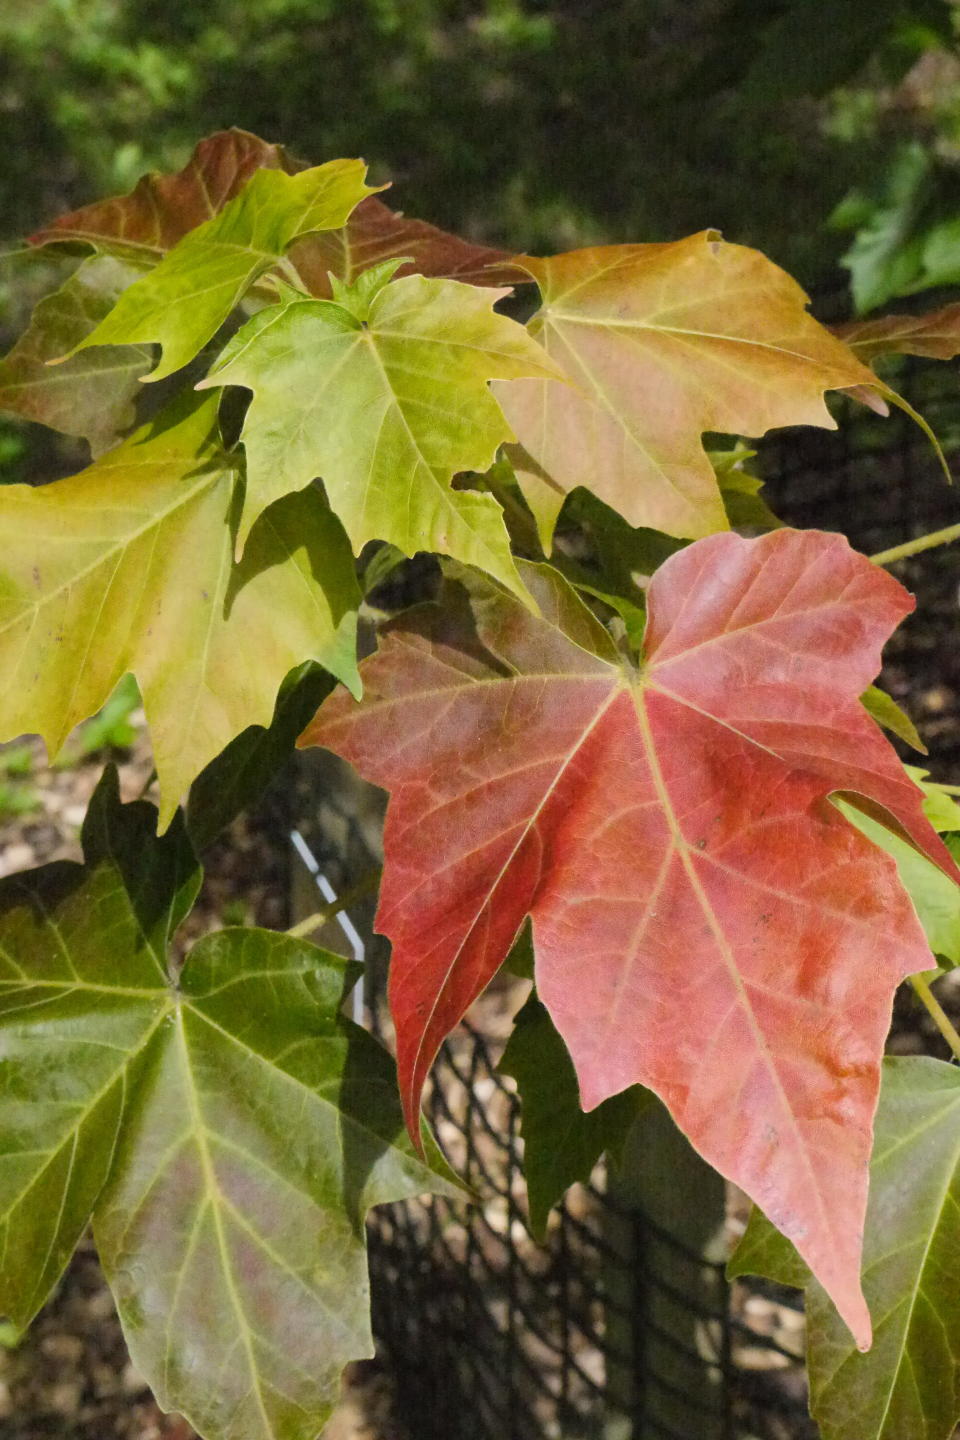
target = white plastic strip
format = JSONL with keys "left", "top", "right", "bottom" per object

{"left": 289, "top": 828, "right": 366, "bottom": 1025}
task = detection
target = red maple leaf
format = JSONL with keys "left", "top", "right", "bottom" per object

{"left": 302, "top": 530, "right": 956, "bottom": 1346}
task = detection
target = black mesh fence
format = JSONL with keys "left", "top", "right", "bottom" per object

{"left": 760, "top": 358, "right": 960, "bottom": 777}
{"left": 370, "top": 1026, "right": 618, "bottom": 1440}
{"left": 291, "top": 352, "right": 960, "bottom": 1440}
{"left": 366, "top": 1022, "right": 815, "bottom": 1440}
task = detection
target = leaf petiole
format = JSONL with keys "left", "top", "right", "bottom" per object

{"left": 286, "top": 868, "right": 381, "bottom": 939}
{"left": 275, "top": 256, "right": 306, "bottom": 291}
{"left": 909, "top": 972, "right": 960, "bottom": 1063}
{"left": 871, "top": 523, "right": 960, "bottom": 566}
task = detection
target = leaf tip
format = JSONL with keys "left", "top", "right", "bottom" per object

{"left": 154, "top": 792, "right": 181, "bottom": 837}
{"left": 137, "top": 362, "right": 166, "bottom": 387}
{"left": 832, "top": 1268, "right": 873, "bottom": 1352}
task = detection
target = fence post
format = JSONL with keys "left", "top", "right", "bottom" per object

{"left": 604, "top": 1098, "right": 730, "bottom": 1440}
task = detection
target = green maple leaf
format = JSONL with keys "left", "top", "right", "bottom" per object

{"left": 729, "top": 1056, "right": 960, "bottom": 1440}
{"left": 63, "top": 161, "right": 379, "bottom": 382}
{"left": 0, "top": 253, "right": 150, "bottom": 452}
{"left": 0, "top": 392, "right": 360, "bottom": 826}
{"left": 836, "top": 765, "right": 960, "bottom": 968}
{"left": 500, "top": 994, "right": 649, "bottom": 1238}
{"left": 199, "top": 269, "right": 562, "bottom": 589}
{"left": 185, "top": 663, "right": 335, "bottom": 853}
{"left": 0, "top": 770, "right": 456, "bottom": 1440}
{"left": 860, "top": 685, "right": 926, "bottom": 754}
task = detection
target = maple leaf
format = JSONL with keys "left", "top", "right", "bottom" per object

{"left": 837, "top": 768, "right": 960, "bottom": 968}
{"left": 0, "top": 254, "right": 150, "bottom": 452}
{"left": 0, "top": 770, "right": 455, "bottom": 1440}
{"left": 0, "top": 393, "right": 360, "bottom": 827}
{"left": 29, "top": 129, "right": 295, "bottom": 259}
{"left": 729, "top": 1056, "right": 960, "bottom": 1440}
{"left": 500, "top": 995, "right": 649, "bottom": 1238}
{"left": 833, "top": 301, "right": 960, "bottom": 364}
{"left": 186, "top": 664, "right": 335, "bottom": 853}
{"left": 492, "top": 235, "right": 881, "bottom": 548}
{"left": 860, "top": 684, "right": 926, "bottom": 753}
{"left": 302, "top": 530, "right": 957, "bottom": 1347}
{"left": 289, "top": 193, "right": 533, "bottom": 294}
{"left": 30, "top": 127, "right": 528, "bottom": 293}
{"left": 62, "top": 161, "right": 379, "bottom": 382}
{"left": 199, "top": 270, "right": 562, "bottom": 578}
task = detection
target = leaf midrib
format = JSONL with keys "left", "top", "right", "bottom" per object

{"left": 545, "top": 308, "right": 850, "bottom": 369}
{"left": 174, "top": 1003, "right": 275, "bottom": 1439}
{"left": 630, "top": 683, "right": 838, "bottom": 1264}
{"left": 355, "top": 326, "right": 511, "bottom": 570}
{"left": 405, "top": 681, "right": 624, "bottom": 1108}
{"left": 0, "top": 350, "right": 151, "bottom": 393}
{"left": 185, "top": 991, "right": 430, "bottom": 1179}
{"left": 543, "top": 320, "right": 704, "bottom": 508}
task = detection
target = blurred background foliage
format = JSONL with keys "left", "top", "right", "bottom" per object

{"left": 2, "top": 0, "right": 960, "bottom": 295}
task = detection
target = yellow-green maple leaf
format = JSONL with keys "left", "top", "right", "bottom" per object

{"left": 0, "top": 393, "right": 360, "bottom": 825}
{"left": 199, "top": 271, "right": 563, "bottom": 588}
{"left": 64, "top": 161, "right": 378, "bottom": 382}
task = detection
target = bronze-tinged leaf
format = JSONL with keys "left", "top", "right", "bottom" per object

{"left": 493, "top": 235, "right": 881, "bottom": 548}
{"left": 0, "top": 254, "right": 150, "bottom": 451}
{"left": 302, "top": 531, "right": 958, "bottom": 1349}
{"left": 29, "top": 129, "right": 294, "bottom": 261}
{"left": 833, "top": 302, "right": 960, "bottom": 364}
{"left": 289, "top": 195, "right": 532, "bottom": 294}
{"left": 64, "top": 161, "right": 377, "bottom": 383}
{"left": 30, "top": 127, "right": 527, "bottom": 295}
